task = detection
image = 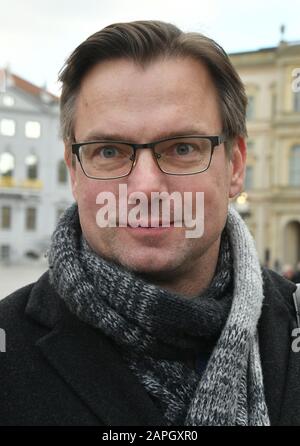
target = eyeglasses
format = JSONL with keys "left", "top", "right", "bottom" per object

{"left": 71, "top": 135, "right": 226, "bottom": 180}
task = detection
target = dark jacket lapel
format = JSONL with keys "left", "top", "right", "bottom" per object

{"left": 25, "top": 272, "right": 166, "bottom": 426}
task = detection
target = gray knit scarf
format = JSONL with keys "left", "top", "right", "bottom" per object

{"left": 48, "top": 203, "right": 270, "bottom": 426}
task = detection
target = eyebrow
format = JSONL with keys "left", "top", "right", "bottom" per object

{"left": 77, "top": 128, "right": 213, "bottom": 143}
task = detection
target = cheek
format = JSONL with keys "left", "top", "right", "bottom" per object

{"left": 187, "top": 169, "right": 229, "bottom": 204}
{"left": 76, "top": 183, "right": 99, "bottom": 234}
{"left": 188, "top": 170, "right": 230, "bottom": 233}
{"left": 76, "top": 179, "right": 118, "bottom": 240}
{"left": 75, "top": 175, "right": 114, "bottom": 207}
{"left": 80, "top": 182, "right": 99, "bottom": 207}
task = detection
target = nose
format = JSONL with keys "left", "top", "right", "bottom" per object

{"left": 127, "top": 148, "right": 168, "bottom": 195}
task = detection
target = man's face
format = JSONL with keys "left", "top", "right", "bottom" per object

{"left": 66, "top": 57, "right": 245, "bottom": 283}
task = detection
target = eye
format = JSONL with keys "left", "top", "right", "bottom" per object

{"left": 99, "top": 146, "right": 119, "bottom": 159}
{"left": 174, "top": 143, "right": 194, "bottom": 156}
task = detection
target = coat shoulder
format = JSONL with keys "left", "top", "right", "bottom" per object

{"left": 0, "top": 282, "right": 35, "bottom": 321}
{"left": 0, "top": 272, "right": 57, "bottom": 351}
{"left": 0, "top": 281, "right": 36, "bottom": 341}
{"left": 261, "top": 267, "right": 296, "bottom": 316}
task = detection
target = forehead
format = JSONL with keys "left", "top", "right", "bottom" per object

{"left": 74, "top": 57, "right": 222, "bottom": 141}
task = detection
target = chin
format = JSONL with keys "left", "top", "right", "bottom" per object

{"left": 116, "top": 251, "right": 182, "bottom": 278}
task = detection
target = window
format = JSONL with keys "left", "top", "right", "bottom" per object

{"left": 245, "top": 166, "right": 254, "bottom": 190}
{"left": 289, "top": 146, "right": 300, "bottom": 186}
{"left": 25, "top": 207, "right": 36, "bottom": 230}
{"left": 25, "top": 154, "right": 38, "bottom": 180}
{"left": 25, "top": 121, "right": 41, "bottom": 139}
{"left": 246, "top": 96, "right": 255, "bottom": 120}
{"left": 293, "top": 69, "right": 300, "bottom": 112}
{"left": 58, "top": 160, "right": 68, "bottom": 184}
{"left": 271, "top": 93, "right": 277, "bottom": 116}
{"left": 0, "top": 245, "right": 10, "bottom": 261}
{"left": 0, "top": 152, "right": 15, "bottom": 177}
{"left": 0, "top": 119, "right": 15, "bottom": 136}
{"left": 1, "top": 206, "right": 11, "bottom": 229}
{"left": 2, "top": 95, "right": 15, "bottom": 107}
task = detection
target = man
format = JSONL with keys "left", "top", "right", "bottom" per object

{"left": 0, "top": 20, "right": 299, "bottom": 426}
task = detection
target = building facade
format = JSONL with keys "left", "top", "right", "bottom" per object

{"left": 0, "top": 69, "right": 73, "bottom": 263}
{"left": 230, "top": 40, "right": 300, "bottom": 271}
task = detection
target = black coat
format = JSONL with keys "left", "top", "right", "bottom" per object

{"left": 0, "top": 269, "right": 299, "bottom": 426}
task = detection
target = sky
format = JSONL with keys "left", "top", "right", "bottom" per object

{"left": 0, "top": 0, "right": 300, "bottom": 96}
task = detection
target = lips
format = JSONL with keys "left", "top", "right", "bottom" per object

{"left": 127, "top": 221, "right": 174, "bottom": 228}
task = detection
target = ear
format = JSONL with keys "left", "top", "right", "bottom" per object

{"left": 64, "top": 144, "right": 78, "bottom": 201}
{"left": 229, "top": 136, "right": 247, "bottom": 199}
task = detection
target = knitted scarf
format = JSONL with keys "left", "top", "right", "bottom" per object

{"left": 48, "top": 203, "right": 270, "bottom": 426}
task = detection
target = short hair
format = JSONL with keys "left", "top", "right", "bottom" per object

{"left": 59, "top": 20, "right": 247, "bottom": 156}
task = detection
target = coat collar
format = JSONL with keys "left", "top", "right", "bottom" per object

{"left": 25, "top": 272, "right": 166, "bottom": 426}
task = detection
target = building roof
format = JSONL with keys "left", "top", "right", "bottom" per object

{"left": 1, "top": 68, "right": 58, "bottom": 103}
{"left": 230, "top": 46, "right": 277, "bottom": 56}
{"left": 229, "top": 40, "right": 300, "bottom": 57}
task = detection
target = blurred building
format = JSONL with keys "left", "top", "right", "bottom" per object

{"left": 230, "top": 39, "right": 300, "bottom": 271}
{"left": 0, "top": 69, "right": 73, "bottom": 263}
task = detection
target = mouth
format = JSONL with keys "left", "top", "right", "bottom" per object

{"left": 127, "top": 221, "right": 175, "bottom": 228}
{"left": 115, "top": 221, "right": 180, "bottom": 241}
{"left": 120, "top": 222, "right": 176, "bottom": 237}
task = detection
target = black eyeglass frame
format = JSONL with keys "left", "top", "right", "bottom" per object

{"left": 71, "top": 134, "right": 227, "bottom": 180}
